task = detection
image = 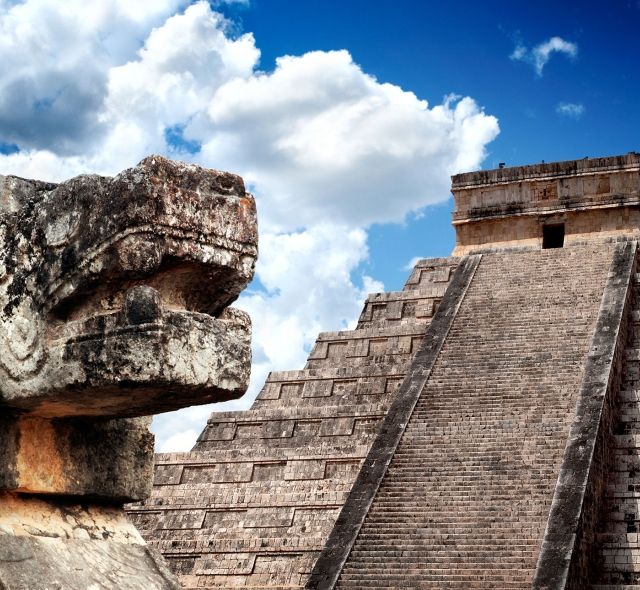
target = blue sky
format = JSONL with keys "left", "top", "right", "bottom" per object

{"left": 0, "top": 0, "right": 637, "bottom": 449}
{"left": 216, "top": 0, "right": 640, "bottom": 289}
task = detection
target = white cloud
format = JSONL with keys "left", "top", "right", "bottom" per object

{"left": 511, "top": 36, "right": 578, "bottom": 76}
{"left": 0, "top": 0, "right": 189, "bottom": 153}
{"left": 104, "top": 2, "right": 259, "bottom": 159}
{"left": 158, "top": 428, "right": 200, "bottom": 452}
{"left": 200, "top": 55, "right": 498, "bottom": 230}
{"left": 403, "top": 256, "right": 423, "bottom": 271}
{"left": 556, "top": 102, "right": 585, "bottom": 119}
{"left": 237, "top": 224, "right": 383, "bottom": 386}
{"left": 0, "top": 0, "right": 499, "bottom": 451}
{"left": 510, "top": 45, "right": 527, "bottom": 61}
{"left": 0, "top": 2, "right": 258, "bottom": 178}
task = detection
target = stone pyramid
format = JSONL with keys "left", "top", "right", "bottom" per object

{"left": 129, "top": 153, "right": 640, "bottom": 589}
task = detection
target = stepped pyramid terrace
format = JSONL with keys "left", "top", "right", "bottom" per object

{"left": 122, "top": 151, "right": 640, "bottom": 589}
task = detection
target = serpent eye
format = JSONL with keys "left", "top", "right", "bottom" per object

{"left": 0, "top": 298, "right": 45, "bottom": 380}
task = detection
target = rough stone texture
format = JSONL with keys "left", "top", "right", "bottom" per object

{"left": 331, "top": 244, "right": 614, "bottom": 589}
{"left": 0, "top": 155, "right": 257, "bottom": 417}
{"left": 0, "top": 492, "right": 146, "bottom": 541}
{"left": 531, "top": 242, "right": 634, "bottom": 589}
{"left": 0, "top": 157, "right": 257, "bottom": 589}
{"left": 127, "top": 258, "right": 458, "bottom": 589}
{"left": 306, "top": 255, "right": 481, "bottom": 590}
{"left": 0, "top": 532, "right": 179, "bottom": 590}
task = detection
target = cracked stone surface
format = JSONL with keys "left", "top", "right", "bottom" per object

{"left": 0, "top": 154, "right": 257, "bottom": 417}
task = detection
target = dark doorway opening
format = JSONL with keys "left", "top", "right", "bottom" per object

{"left": 542, "top": 223, "right": 565, "bottom": 249}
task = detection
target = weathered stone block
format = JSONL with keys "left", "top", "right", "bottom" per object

{"left": 0, "top": 415, "right": 153, "bottom": 501}
{"left": 0, "top": 493, "right": 179, "bottom": 588}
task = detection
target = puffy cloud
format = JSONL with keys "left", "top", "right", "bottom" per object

{"left": 511, "top": 36, "right": 577, "bottom": 76}
{"left": 200, "top": 54, "right": 498, "bottom": 230}
{"left": 0, "top": 0, "right": 189, "bottom": 153}
{"left": 0, "top": 1, "right": 258, "bottom": 177}
{"left": 238, "top": 224, "right": 383, "bottom": 385}
{"left": 556, "top": 102, "right": 585, "bottom": 119}
{"left": 158, "top": 428, "right": 200, "bottom": 452}
{"left": 104, "top": 2, "right": 259, "bottom": 156}
{"left": 0, "top": 1, "right": 499, "bottom": 451}
{"left": 0, "top": 3, "right": 498, "bottom": 221}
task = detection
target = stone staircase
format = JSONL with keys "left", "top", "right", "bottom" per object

{"left": 591, "top": 270, "right": 640, "bottom": 589}
{"left": 130, "top": 242, "right": 633, "bottom": 589}
{"left": 333, "top": 245, "right": 615, "bottom": 589}
{"left": 127, "top": 257, "right": 458, "bottom": 589}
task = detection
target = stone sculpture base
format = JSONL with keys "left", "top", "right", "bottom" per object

{"left": 0, "top": 493, "right": 178, "bottom": 589}
{"left": 0, "top": 417, "right": 180, "bottom": 590}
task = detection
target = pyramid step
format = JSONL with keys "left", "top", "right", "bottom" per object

{"left": 356, "top": 286, "right": 450, "bottom": 330}
{"left": 402, "top": 257, "right": 458, "bottom": 290}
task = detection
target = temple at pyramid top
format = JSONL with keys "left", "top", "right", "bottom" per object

{"left": 451, "top": 152, "right": 640, "bottom": 253}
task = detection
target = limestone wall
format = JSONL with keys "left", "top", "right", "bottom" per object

{"left": 452, "top": 153, "right": 640, "bottom": 253}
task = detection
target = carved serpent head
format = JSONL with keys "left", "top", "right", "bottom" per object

{"left": 0, "top": 156, "right": 257, "bottom": 418}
